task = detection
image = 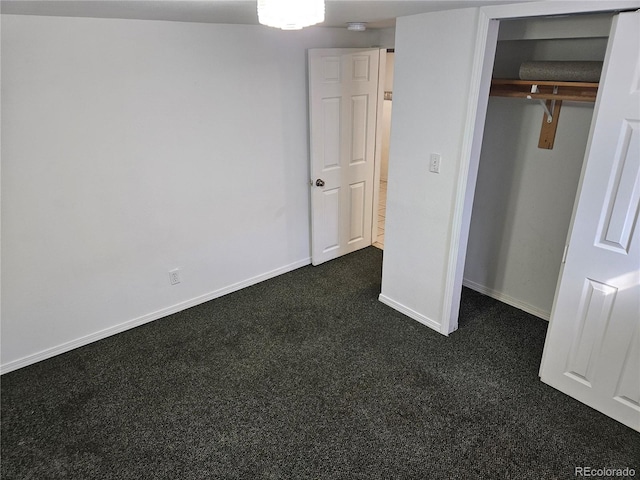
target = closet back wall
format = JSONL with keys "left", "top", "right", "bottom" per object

{"left": 1, "top": 15, "right": 379, "bottom": 371}
{"left": 463, "top": 99, "right": 594, "bottom": 319}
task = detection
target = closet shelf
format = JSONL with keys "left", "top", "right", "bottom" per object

{"left": 490, "top": 79, "right": 599, "bottom": 102}
{"left": 489, "top": 79, "right": 599, "bottom": 150}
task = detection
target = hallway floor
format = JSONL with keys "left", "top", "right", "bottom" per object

{"left": 373, "top": 180, "right": 386, "bottom": 250}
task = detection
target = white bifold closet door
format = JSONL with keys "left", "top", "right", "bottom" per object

{"left": 539, "top": 10, "right": 640, "bottom": 432}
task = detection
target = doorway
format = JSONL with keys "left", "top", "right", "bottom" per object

{"left": 308, "top": 48, "right": 381, "bottom": 266}
{"left": 373, "top": 49, "right": 394, "bottom": 250}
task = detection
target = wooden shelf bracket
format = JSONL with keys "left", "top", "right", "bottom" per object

{"left": 528, "top": 84, "right": 558, "bottom": 123}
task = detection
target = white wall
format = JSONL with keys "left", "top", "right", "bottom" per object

{"left": 379, "top": 8, "right": 480, "bottom": 332}
{"left": 0, "top": 14, "right": 379, "bottom": 372}
{"left": 377, "top": 27, "right": 396, "bottom": 49}
{"left": 384, "top": 51, "right": 395, "bottom": 91}
{"left": 497, "top": 13, "right": 612, "bottom": 41}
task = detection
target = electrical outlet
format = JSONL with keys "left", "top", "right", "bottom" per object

{"left": 169, "top": 269, "right": 181, "bottom": 285}
{"left": 429, "top": 153, "right": 441, "bottom": 174}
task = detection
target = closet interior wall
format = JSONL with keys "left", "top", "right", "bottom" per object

{"left": 462, "top": 14, "right": 613, "bottom": 320}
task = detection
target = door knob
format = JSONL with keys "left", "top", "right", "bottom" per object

{"left": 315, "top": 179, "right": 325, "bottom": 187}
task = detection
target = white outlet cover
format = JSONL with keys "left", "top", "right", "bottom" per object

{"left": 169, "top": 269, "right": 181, "bottom": 285}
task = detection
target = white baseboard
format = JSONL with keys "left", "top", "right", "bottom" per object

{"left": 462, "top": 278, "right": 550, "bottom": 321}
{"left": 378, "top": 294, "right": 443, "bottom": 334}
{"left": 1, "top": 257, "right": 312, "bottom": 375}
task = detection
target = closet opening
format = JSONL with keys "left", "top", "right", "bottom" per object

{"left": 461, "top": 13, "right": 613, "bottom": 322}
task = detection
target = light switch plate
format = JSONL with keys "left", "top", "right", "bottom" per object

{"left": 429, "top": 153, "right": 441, "bottom": 173}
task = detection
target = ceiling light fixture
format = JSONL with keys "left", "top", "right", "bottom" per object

{"left": 347, "top": 22, "right": 367, "bottom": 32}
{"left": 258, "top": 0, "right": 325, "bottom": 30}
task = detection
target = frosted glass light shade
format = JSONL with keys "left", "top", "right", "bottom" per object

{"left": 258, "top": 0, "right": 325, "bottom": 30}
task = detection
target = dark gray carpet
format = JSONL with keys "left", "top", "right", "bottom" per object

{"left": 2, "top": 247, "right": 638, "bottom": 479}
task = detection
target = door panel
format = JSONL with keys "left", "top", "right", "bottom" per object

{"left": 539, "top": 11, "right": 640, "bottom": 432}
{"left": 597, "top": 119, "right": 639, "bottom": 253}
{"left": 321, "top": 188, "right": 340, "bottom": 254}
{"left": 309, "top": 49, "right": 381, "bottom": 265}
{"left": 351, "top": 95, "right": 369, "bottom": 164}
{"left": 349, "top": 182, "right": 366, "bottom": 243}
{"left": 565, "top": 279, "right": 617, "bottom": 386}
{"left": 321, "top": 98, "right": 341, "bottom": 170}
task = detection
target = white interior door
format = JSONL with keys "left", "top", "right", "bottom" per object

{"left": 308, "top": 49, "right": 381, "bottom": 266}
{"left": 539, "top": 10, "right": 640, "bottom": 432}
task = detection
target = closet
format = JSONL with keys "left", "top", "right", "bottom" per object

{"left": 462, "top": 13, "right": 614, "bottom": 321}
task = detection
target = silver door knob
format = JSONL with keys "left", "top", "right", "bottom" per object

{"left": 315, "top": 179, "right": 325, "bottom": 187}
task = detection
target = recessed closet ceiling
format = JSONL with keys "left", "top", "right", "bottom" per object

{"left": 0, "top": 0, "right": 534, "bottom": 28}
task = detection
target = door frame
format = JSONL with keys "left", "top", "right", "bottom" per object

{"left": 308, "top": 48, "right": 386, "bottom": 265}
{"left": 442, "top": 0, "right": 640, "bottom": 333}
{"left": 371, "top": 49, "right": 387, "bottom": 246}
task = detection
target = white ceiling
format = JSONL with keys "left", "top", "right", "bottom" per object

{"left": 0, "top": 0, "right": 533, "bottom": 29}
